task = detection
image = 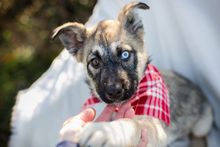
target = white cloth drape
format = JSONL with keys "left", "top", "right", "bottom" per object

{"left": 10, "top": 0, "right": 220, "bottom": 147}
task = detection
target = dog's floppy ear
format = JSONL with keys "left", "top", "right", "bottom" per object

{"left": 52, "top": 22, "right": 87, "bottom": 56}
{"left": 118, "top": 2, "right": 149, "bottom": 33}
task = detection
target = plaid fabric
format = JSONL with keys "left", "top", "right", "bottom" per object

{"left": 81, "top": 64, "right": 170, "bottom": 125}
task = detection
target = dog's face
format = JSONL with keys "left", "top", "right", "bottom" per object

{"left": 53, "top": 2, "right": 149, "bottom": 105}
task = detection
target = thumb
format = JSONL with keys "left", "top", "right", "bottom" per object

{"left": 63, "top": 108, "right": 96, "bottom": 127}
{"left": 137, "top": 129, "right": 148, "bottom": 147}
{"left": 75, "top": 108, "right": 96, "bottom": 125}
{"left": 59, "top": 108, "right": 96, "bottom": 143}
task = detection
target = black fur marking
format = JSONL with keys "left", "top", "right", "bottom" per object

{"left": 126, "top": 18, "right": 134, "bottom": 27}
{"left": 133, "top": 50, "right": 138, "bottom": 71}
{"left": 93, "top": 50, "right": 102, "bottom": 61}
{"left": 116, "top": 46, "right": 122, "bottom": 58}
{"left": 137, "top": 2, "right": 150, "bottom": 9}
{"left": 86, "top": 43, "right": 140, "bottom": 104}
{"left": 95, "top": 47, "right": 139, "bottom": 104}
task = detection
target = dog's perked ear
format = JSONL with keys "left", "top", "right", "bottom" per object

{"left": 118, "top": 2, "right": 149, "bottom": 33}
{"left": 52, "top": 22, "right": 87, "bottom": 57}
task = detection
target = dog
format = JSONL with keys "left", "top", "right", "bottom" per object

{"left": 52, "top": 2, "right": 213, "bottom": 147}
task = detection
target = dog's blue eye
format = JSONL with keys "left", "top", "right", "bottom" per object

{"left": 92, "top": 59, "right": 99, "bottom": 66}
{"left": 121, "top": 51, "right": 130, "bottom": 60}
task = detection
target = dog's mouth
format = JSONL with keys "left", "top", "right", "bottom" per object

{"left": 97, "top": 86, "right": 136, "bottom": 106}
{"left": 101, "top": 98, "right": 128, "bottom": 106}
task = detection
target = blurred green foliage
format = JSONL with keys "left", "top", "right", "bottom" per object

{"left": 0, "top": 0, "right": 97, "bottom": 146}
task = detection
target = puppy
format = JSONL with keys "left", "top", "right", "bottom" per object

{"left": 52, "top": 2, "right": 213, "bottom": 147}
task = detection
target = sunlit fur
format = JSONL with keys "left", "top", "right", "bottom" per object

{"left": 53, "top": 2, "right": 213, "bottom": 147}
{"left": 53, "top": 17, "right": 148, "bottom": 105}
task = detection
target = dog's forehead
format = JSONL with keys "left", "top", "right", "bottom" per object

{"left": 90, "top": 41, "right": 121, "bottom": 58}
{"left": 85, "top": 20, "right": 123, "bottom": 57}
{"left": 89, "top": 20, "right": 121, "bottom": 46}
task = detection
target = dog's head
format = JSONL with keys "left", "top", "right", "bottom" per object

{"left": 52, "top": 2, "right": 149, "bottom": 105}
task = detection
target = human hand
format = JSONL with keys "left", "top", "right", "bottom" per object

{"left": 59, "top": 101, "right": 148, "bottom": 147}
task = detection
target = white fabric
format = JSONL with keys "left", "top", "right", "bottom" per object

{"left": 10, "top": 0, "right": 220, "bottom": 147}
{"left": 10, "top": 51, "right": 90, "bottom": 147}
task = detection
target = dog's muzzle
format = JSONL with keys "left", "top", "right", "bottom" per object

{"left": 105, "top": 86, "right": 124, "bottom": 100}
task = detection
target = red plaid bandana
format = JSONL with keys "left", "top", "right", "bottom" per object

{"left": 81, "top": 64, "right": 170, "bottom": 125}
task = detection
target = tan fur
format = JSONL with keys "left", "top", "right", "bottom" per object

{"left": 53, "top": 2, "right": 212, "bottom": 147}
{"left": 52, "top": 2, "right": 162, "bottom": 146}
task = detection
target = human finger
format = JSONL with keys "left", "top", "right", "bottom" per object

{"left": 113, "top": 101, "right": 131, "bottom": 120}
{"left": 59, "top": 108, "right": 96, "bottom": 142}
{"left": 137, "top": 129, "right": 148, "bottom": 147}
{"left": 63, "top": 108, "right": 96, "bottom": 127}
{"left": 95, "top": 104, "right": 116, "bottom": 122}
{"left": 124, "top": 106, "right": 135, "bottom": 119}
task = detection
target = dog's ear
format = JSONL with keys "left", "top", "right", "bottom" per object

{"left": 52, "top": 22, "right": 87, "bottom": 56}
{"left": 118, "top": 2, "right": 149, "bottom": 33}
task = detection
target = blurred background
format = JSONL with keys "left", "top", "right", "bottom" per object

{"left": 0, "top": 0, "right": 97, "bottom": 146}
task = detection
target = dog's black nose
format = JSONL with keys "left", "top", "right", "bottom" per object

{"left": 106, "top": 87, "right": 123, "bottom": 100}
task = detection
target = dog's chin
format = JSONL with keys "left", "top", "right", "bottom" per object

{"left": 109, "top": 100, "right": 127, "bottom": 106}
{"left": 100, "top": 98, "right": 130, "bottom": 106}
